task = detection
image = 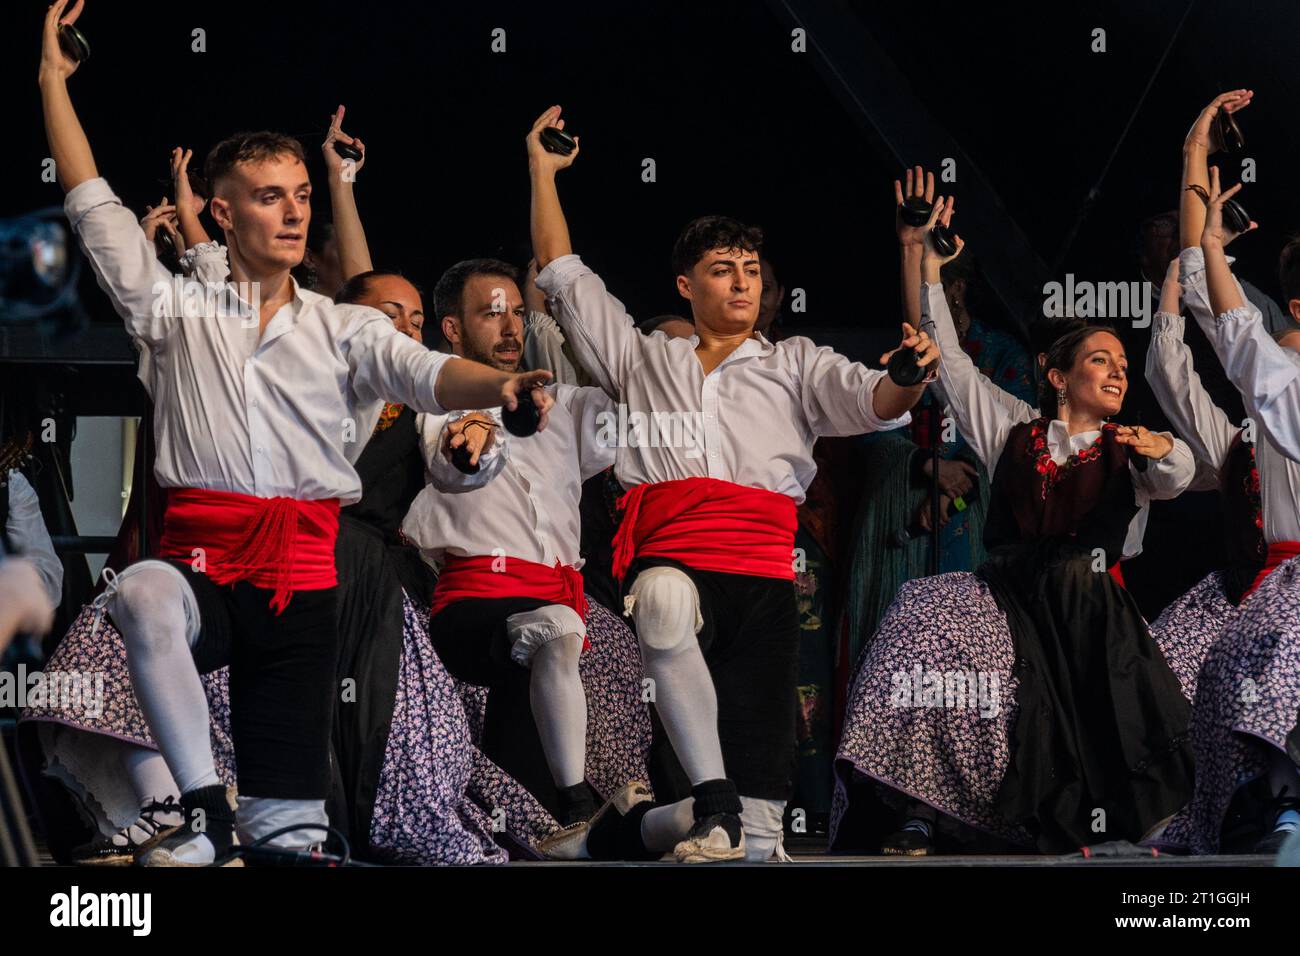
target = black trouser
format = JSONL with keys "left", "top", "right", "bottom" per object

{"left": 428, "top": 596, "right": 563, "bottom": 819}
{"left": 112, "top": 560, "right": 343, "bottom": 800}
{"left": 632, "top": 558, "right": 801, "bottom": 804}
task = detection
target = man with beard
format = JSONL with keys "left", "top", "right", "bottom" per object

{"left": 402, "top": 259, "right": 621, "bottom": 857}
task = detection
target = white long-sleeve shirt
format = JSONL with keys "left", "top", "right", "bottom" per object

{"left": 67, "top": 179, "right": 455, "bottom": 504}
{"left": 401, "top": 383, "right": 615, "bottom": 568}
{"left": 1181, "top": 245, "right": 1300, "bottom": 466}
{"left": 924, "top": 282, "right": 1193, "bottom": 556}
{"left": 1152, "top": 288, "right": 1300, "bottom": 545}
{"left": 4, "top": 471, "right": 62, "bottom": 605}
{"left": 535, "top": 254, "right": 910, "bottom": 504}
{"left": 523, "top": 310, "right": 591, "bottom": 387}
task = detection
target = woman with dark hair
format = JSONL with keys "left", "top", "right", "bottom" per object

{"left": 833, "top": 198, "right": 1197, "bottom": 855}
{"left": 1145, "top": 91, "right": 1300, "bottom": 856}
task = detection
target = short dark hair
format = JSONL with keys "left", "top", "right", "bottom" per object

{"left": 1279, "top": 237, "right": 1300, "bottom": 304}
{"left": 203, "top": 131, "right": 307, "bottom": 191}
{"left": 671, "top": 216, "right": 763, "bottom": 277}
{"left": 433, "top": 258, "right": 521, "bottom": 321}
{"left": 334, "top": 270, "right": 420, "bottom": 306}
{"left": 185, "top": 169, "right": 210, "bottom": 201}
{"left": 1038, "top": 322, "right": 1120, "bottom": 417}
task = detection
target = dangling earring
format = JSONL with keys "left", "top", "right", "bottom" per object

{"left": 1057, "top": 387, "right": 1067, "bottom": 407}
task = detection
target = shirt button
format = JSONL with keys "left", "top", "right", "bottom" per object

{"left": 257, "top": 446, "right": 265, "bottom": 454}
{"left": 251, "top": 399, "right": 259, "bottom": 408}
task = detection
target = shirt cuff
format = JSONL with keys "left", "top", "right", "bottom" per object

{"left": 866, "top": 374, "right": 914, "bottom": 432}
{"left": 1215, "top": 304, "right": 1259, "bottom": 329}
{"left": 1151, "top": 312, "right": 1185, "bottom": 336}
{"left": 535, "top": 254, "right": 589, "bottom": 298}
{"left": 63, "top": 176, "right": 119, "bottom": 228}
{"left": 178, "top": 240, "right": 224, "bottom": 269}
{"left": 434, "top": 410, "right": 507, "bottom": 479}
{"left": 1179, "top": 246, "right": 1235, "bottom": 283}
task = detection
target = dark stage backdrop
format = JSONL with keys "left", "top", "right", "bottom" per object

{"left": 6, "top": 0, "right": 1299, "bottom": 341}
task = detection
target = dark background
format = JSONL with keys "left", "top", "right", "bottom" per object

{"left": 6, "top": 0, "right": 1299, "bottom": 340}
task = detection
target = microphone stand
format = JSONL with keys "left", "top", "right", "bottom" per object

{"left": 927, "top": 387, "right": 941, "bottom": 576}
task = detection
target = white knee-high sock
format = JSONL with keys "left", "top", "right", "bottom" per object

{"left": 640, "top": 796, "right": 696, "bottom": 852}
{"left": 630, "top": 570, "right": 726, "bottom": 785}
{"left": 123, "top": 746, "right": 180, "bottom": 806}
{"left": 529, "top": 633, "right": 588, "bottom": 788}
{"left": 740, "top": 796, "right": 790, "bottom": 862}
{"left": 111, "top": 563, "right": 220, "bottom": 795}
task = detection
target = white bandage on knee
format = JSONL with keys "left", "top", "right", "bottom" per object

{"left": 236, "top": 796, "right": 329, "bottom": 850}
{"left": 106, "top": 560, "right": 216, "bottom": 795}
{"left": 505, "top": 604, "right": 586, "bottom": 667}
{"left": 627, "top": 566, "right": 725, "bottom": 785}
{"left": 101, "top": 560, "right": 202, "bottom": 649}
{"left": 740, "top": 796, "right": 791, "bottom": 863}
{"left": 626, "top": 566, "right": 703, "bottom": 649}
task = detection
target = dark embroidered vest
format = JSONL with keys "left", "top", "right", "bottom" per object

{"left": 342, "top": 404, "right": 425, "bottom": 544}
{"left": 984, "top": 419, "right": 1138, "bottom": 564}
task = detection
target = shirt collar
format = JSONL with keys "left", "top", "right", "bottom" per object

{"left": 1047, "top": 417, "right": 1102, "bottom": 452}
{"left": 686, "top": 329, "right": 775, "bottom": 360}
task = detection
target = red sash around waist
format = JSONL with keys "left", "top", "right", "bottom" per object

{"left": 429, "top": 554, "right": 588, "bottom": 633}
{"left": 158, "top": 488, "right": 340, "bottom": 615}
{"left": 610, "top": 477, "right": 798, "bottom": 582}
{"left": 1243, "top": 540, "right": 1300, "bottom": 602}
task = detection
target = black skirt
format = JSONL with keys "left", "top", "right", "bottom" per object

{"left": 328, "top": 515, "right": 437, "bottom": 853}
{"left": 977, "top": 538, "right": 1194, "bottom": 851}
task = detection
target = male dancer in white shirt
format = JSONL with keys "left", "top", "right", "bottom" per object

{"left": 402, "top": 258, "right": 618, "bottom": 858}
{"left": 527, "top": 105, "right": 938, "bottom": 862}
{"left": 38, "top": 1, "right": 553, "bottom": 865}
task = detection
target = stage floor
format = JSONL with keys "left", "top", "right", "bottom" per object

{"left": 33, "top": 835, "right": 1278, "bottom": 867}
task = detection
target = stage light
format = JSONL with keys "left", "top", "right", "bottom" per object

{"left": 0, "top": 209, "right": 81, "bottom": 328}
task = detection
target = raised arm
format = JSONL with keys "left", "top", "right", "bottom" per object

{"left": 895, "top": 166, "right": 934, "bottom": 332}
{"left": 527, "top": 110, "right": 645, "bottom": 398}
{"left": 38, "top": 1, "right": 95, "bottom": 192}
{"left": 1179, "top": 90, "right": 1252, "bottom": 252}
{"left": 171, "top": 147, "right": 212, "bottom": 249}
{"left": 41, "top": 3, "right": 181, "bottom": 345}
{"left": 1147, "top": 253, "right": 1240, "bottom": 475}
{"left": 1184, "top": 167, "right": 1300, "bottom": 460}
{"left": 322, "top": 105, "right": 374, "bottom": 280}
{"left": 528, "top": 105, "right": 578, "bottom": 269}
{"left": 919, "top": 199, "right": 1036, "bottom": 470}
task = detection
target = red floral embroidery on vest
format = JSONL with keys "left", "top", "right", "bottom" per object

{"left": 1028, "top": 418, "right": 1117, "bottom": 500}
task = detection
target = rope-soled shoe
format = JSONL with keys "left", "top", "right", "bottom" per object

{"left": 673, "top": 812, "right": 745, "bottom": 863}
{"left": 72, "top": 796, "right": 184, "bottom": 866}
{"left": 136, "top": 785, "right": 241, "bottom": 867}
